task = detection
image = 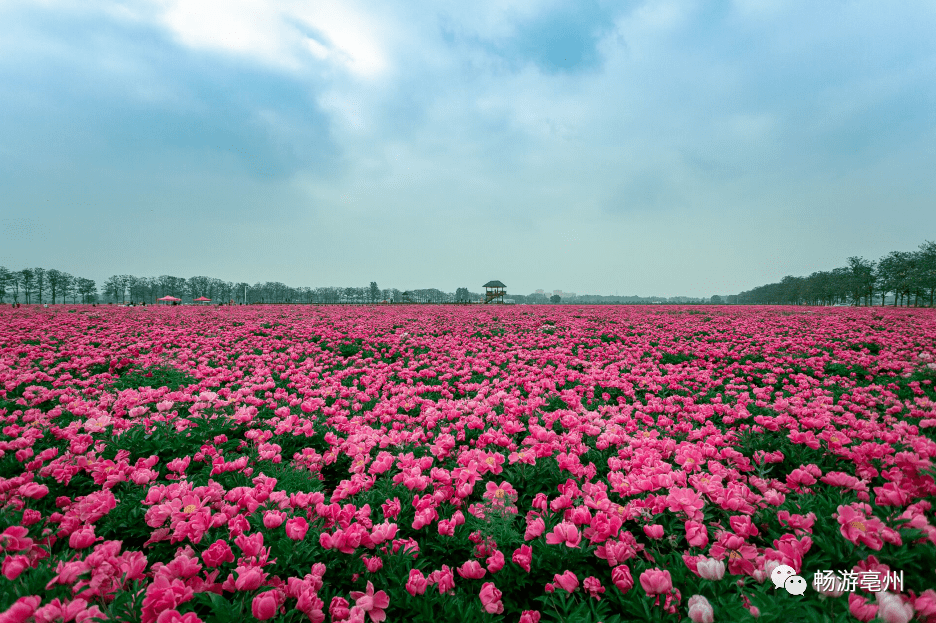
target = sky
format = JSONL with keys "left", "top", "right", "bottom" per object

{"left": 2, "top": 0, "right": 935, "bottom": 298}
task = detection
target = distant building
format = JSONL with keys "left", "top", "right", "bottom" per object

{"left": 535, "top": 289, "right": 544, "bottom": 294}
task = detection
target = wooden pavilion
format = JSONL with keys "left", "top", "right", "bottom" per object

{"left": 483, "top": 280, "right": 506, "bottom": 304}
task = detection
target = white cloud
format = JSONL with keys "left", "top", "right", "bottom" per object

{"left": 142, "top": 0, "right": 391, "bottom": 77}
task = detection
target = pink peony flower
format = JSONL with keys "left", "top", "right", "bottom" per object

{"left": 479, "top": 582, "right": 504, "bottom": 614}
{"left": 667, "top": 487, "right": 706, "bottom": 521}
{"left": 483, "top": 481, "right": 518, "bottom": 507}
{"left": 233, "top": 566, "right": 266, "bottom": 592}
{"left": 0, "top": 596, "right": 42, "bottom": 623}
{"left": 687, "top": 595, "right": 714, "bottom": 623}
{"left": 141, "top": 576, "right": 195, "bottom": 623}
{"left": 285, "top": 517, "right": 309, "bottom": 541}
{"left": 612, "top": 564, "right": 634, "bottom": 594}
{"left": 685, "top": 521, "right": 709, "bottom": 548}
{"left": 434, "top": 565, "right": 455, "bottom": 594}
{"left": 582, "top": 576, "right": 605, "bottom": 600}
{"left": 457, "top": 560, "right": 487, "bottom": 579}
{"left": 381, "top": 498, "right": 401, "bottom": 520}
{"left": 234, "top": 531, "right": 264, "bottom": 557}
{"left": 848, "top": 594, "right": 878, "bottom": 623}
{"left": 262, "top": 510, "right": 286, "bottom": 529}
{"left": 639, "top": 568, "right": 672, "bottom": 596}
{"left": 155, "top": 610, "right": 203, "bottom": 623}
{"left": 0, "top": 526, "right": 33, "bottom": 551}
{"left": 329, "top": 597, "right": 350, "bottom": 621}
{"left": 1, "top": 555, "right": 30, "bottom": 581}
{"left": 68, "top": 525, "right": 99, "bottom": 549}
{"left": 876, "top": 592, "right": 914, "bottom": 623}
{"left": 18, "top": 483, "right": 49, "bottom": 499}
{"left": 545, "top": 522, "right": 581, "bottom": 548}
{"left": 524, "top": 516, "right": 545, "bottom": 540}
{"left": 553, "top": 570, "right": 579, "bottom": 593}
{"left": 696, "top": 557, "right": 725, "bottom": 581}
{"left": 643, "top": 524, "right": 664, "bottom": 539}
{"left": 835, "top": 504, "right": 884, "bottom": 550}
{"left": 201, "top": 540, "right": 234, "bottom": 568}
{"left": 251, "top": 591, "right": 281, "bottom": 621}
{"left": 349, "top": 581, "right": 390, "bottom": 622}
{"left": 405, "top": 569, "right": 427, "bottom": 596}
{"left": 913, "top": 589, "right": 936, "bottom": 618}
{"left": 486, "top": 549, "right": 505, "bottom": 573}
{"left": 512, "top": 544, "right": 532, "bottom": 573}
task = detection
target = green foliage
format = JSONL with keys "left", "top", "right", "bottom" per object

{"left": 111, "top": 364, "right": 197, "bottom": 392}
{"left": 658, "top": 352, "right": 694, "bottom": 365}
{"left": 339, "top": 340, "right": 362, "bottom": 357}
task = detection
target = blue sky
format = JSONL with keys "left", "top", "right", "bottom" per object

{"left": 2, "top": 0, "right": 934, "bottom": 297}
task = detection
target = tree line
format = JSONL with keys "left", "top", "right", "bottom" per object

{"left": 0, "top": 270, "right": 491, "bottom": 306}
{"left": 0, "top": 267, "right": 97, "bottom": 304}
{"left": 731, "top": 240, "right": 936, "bottom": 306}
{"left": 3, "top": 240, "right": 932, "bottom": 306}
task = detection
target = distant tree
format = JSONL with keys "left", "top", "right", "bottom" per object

{"left": 218, "top": 281, "right": 234, "bottom": 304}
{"left": 846, "top": 256, "right": 876, "bottom": 305}
{"left": 234, "top": 282, "right": 249, "bottom": 304}
{"left": 806, "top": 271, "right": 833, "bottom": 305}
{"left": 60, "top": 273, "right": 76, "bottom": 304}
{"left": 77, "top": 278, "right": 97, "bottom": 303}
{"left": 919, "top": 240, "right": 936, "bottom": 307}
{"left": 117, "top": 275, "right": 132, "bottom": 303}
{"left": 710, "top": 295, "right": 723, "bottom": 304}
{"left": 455, "top": 287, "right": 470, "bottom": 302}
{"left": 263, "top": 282, "right": 284, "bottom": 303}
{"left": 369, "top": 282, "right": 380, "bottom": 304}
{"left": 9, "top": 271, "right": 21, "bottom": 303}
{"left": 45, "top": 270, "right": 61, "bottom": 304}
{"left": 18, "top": 269, "right": 34, "bottom": 303}
{"left": 0, "top": 266, "right": 11, "bottom": 303}
{"left": 890, "top": 251, "right": 915, "bottom": 306}
{"left": 127, "top": 275, "right": 145, "bottom": 303}
{"left": 550, "top": 295, "right": 561, "bottom": 304}
{"left": 102, "top": 276, "right": 122, "bottom": 303}
{"left": 34, "top": 268, "right": 46, "bottom": 304}
{"left": 188, "top": 276, "right": 212, "bottom": 301}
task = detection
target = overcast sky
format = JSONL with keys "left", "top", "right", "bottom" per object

{"left": 2, "top": 0, "right": 934, "bottom": 297}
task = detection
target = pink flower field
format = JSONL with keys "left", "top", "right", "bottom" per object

{"left": 1, "top": 305, "right": 935, "bottom": 623}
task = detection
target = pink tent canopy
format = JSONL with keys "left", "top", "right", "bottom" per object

{"left": 157, "top": 296, "right": 181, "bottom": 305}
{"left": 194, "top": 296, "right": 212, "bottom": 304}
